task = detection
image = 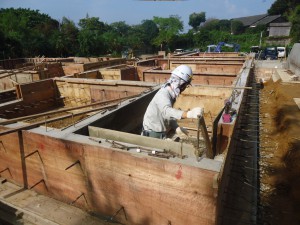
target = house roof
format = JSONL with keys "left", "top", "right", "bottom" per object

{"left": 232, "top": 14, "right": 283, "bottom": 27}
{"left": 232, "top": 14, "right": 267, "bottom": 26}
{"left": 252, "top": 15, "right": 282, "bottom": 26}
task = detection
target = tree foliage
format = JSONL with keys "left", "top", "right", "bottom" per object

{"left": 289, "top": 5, "right": 300, "bottom": 43}
{"left": 268, "top": 0, "right": 300, "bottom": 18}
{"left": 1, "top": 5, "right": 299, "bottom": 59}
{"left": 152, "top": 15, "right": 183, "bottom": 50}
{"left": 188, "top": 12, "right": 205, "bottom": 30}
{"left": 0, "top": 8, "right": 59, "bottom": 57}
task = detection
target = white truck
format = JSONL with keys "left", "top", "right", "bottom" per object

{"left": 277, "top": 47, "right": 286, "bottom": 58}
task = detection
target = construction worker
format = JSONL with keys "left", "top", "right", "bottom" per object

{"left": 142, "top": 65, "right": 203, "bottom": 139}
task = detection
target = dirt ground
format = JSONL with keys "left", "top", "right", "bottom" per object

{"left": 259, "top": 79, "right": 300, "bottom": 225}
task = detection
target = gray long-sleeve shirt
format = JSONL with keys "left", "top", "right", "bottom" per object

{"left": 142, "top": 86, "right": 184, "bottom": 132}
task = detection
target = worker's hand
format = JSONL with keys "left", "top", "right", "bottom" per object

{"left": 176, "top": 127, "right": 189, "bottom": 138}
{"left": 187, "top": 107, "right": 203, "bottom": 119}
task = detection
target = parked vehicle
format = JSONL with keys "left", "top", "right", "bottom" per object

{"left": 207, "top": 42, "right": 240, "bottom": 53}
{"left": 263, "top": 47, "right": 278, "bottom": 60}
{"left": 277, "top": 47, "right": 286, "bottom": 58}
{"left": 250, "top": 46, "right": 263, "bottom": 59}
{"left": 174, "top": 49, "right": 184, "bottom": 54}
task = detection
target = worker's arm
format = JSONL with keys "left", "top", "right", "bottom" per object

{"left": 182, "top": 107, "right": 203, "bottom": 119}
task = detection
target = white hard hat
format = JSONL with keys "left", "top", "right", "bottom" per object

{"left": 171, "top": 65, "right": 193, "bottom": 83}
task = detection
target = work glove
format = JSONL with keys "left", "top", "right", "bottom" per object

{"left": 176, "top": 127, "right": 189, "bottom": 138}
{"left": 187, "top": 107, "right": 203, "bottom": 119}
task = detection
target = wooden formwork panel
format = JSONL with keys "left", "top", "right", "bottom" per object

{"left": 143, "top": 70, "right": 236, "bottom": 85}
{"left": 18, "top": 79, "right": 56, "bottom": 103}
{"left": 56, "top": 82, "right": 91, "bottom": 107}
{"left": 90, "top": 85, "right": 146, "bottom": 102}
{"left": 192, "top": 74, "right": 236, "bottom": 85}
{"left": 0, "top": 77, "right": 16, "bottom": 91}
{"left": 0, "top": 128, "right": 23, "bottom": 185}
{"left": 169, "top": 62, "right": 243, "bottom": 75}
{"left": 143, "top": 72, "right": 169, "bottom": 84}
{"left": 56, "top": 80, "right": 149, "bottom": 108}
{"left": 63, "top": 63, "right": 84, "bottom": 75}
{"left": 83, "top": 59, "right": 126, "bottom": 71}
{"left": 1, "top": 131, "right": 217, "bottom": 225}
{"left": 44, "top": 63, "right": 65, "bottom": 78}
{"left": 74, "top": 70, "right": 101, "bottom": 79}
{"left": 0, "top": 80, "right": 61, "bottom": 119}
{"left": 176, "top": 87, "right": 232, "bottom": 114}
{"left": 136, "top": 66, "right": 157, "bottom": 81}
{"left": 100, "top": 67, "right": 136, "bottom": 81}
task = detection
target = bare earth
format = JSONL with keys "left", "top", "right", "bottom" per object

{"left": 260, "top": 79, "right": 300, "bottom": 225}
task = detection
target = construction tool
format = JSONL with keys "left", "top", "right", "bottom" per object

{"left": 195, "top": 112, "right": 213, "bottom": 159}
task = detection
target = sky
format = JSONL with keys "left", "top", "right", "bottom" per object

{"left": 1, "top": 0, "right": 275, "bottom": 32}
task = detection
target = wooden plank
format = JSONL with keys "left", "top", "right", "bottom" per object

{"left": 199, "top": 116, "right": 213, "bottom": 159}
{"left": 0, "top": 103, "right": 118, "bottom": 136}
{"left": 88, "top": 126, "right": 196, "bottom": 157}
{"left": 0, "top": 94, "right": 140, "bottom": 125}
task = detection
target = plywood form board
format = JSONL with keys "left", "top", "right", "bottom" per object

{"left": 166, "top": 59, "right": 245, "bottom": 68}
{"left": 192, "top": 74, "right": 236, "bottom": 85}
{"left": 0, "top": 89, "right": 16, "bottom": 104}
{"left": 175, "top": 87, "right": 232, "bottom": 118}
{"left": 0, "top": 127, "right": 24, "bottom": 185}
{"left": 74, "top": 70, "right": 101, "bottom": 79}
{"left": 43, "top": 63, "right": 65, "bottom": 79}
{"left": 0, "top": 80, "right": 63, "bottom": 118}
{"left": 135, "top": 59, "right": 156, "bottom": 67}
{"left": 18, "top": 79, "right": 57, "bottom": 103}
{"left": 99, "top": 67, "right": 136, "bottom": 81}
{"left": 90, "top": 85, "right": 146, "bottom": 102}
{"left": 83, "top": 59, "right": 126, "bottom": 71}
{"left": 56, "top": 80, "right": 149, "bottom": 107}
{"left": 0, "top": 59, "right": 26, "bottom": 70}
{"left": 136, "top": 66, "right": 156, "bottom": 81}
{"left": 56, "top": 82, "right": 91, "bottom": 107}
{"left": 100, "top": 70, "right": 121, "bottom": 80}
{"left": 5, "top": 73, "right": 36, "bottom": 84}
{"left": 120, "top": 67, "right": 136, "bottom": 80}
{"left": 63, "top": 64, "right": 84, "bottom": 75}
{"left": 197, "top": 52, "right": 240, "bottom": 57}
{"left": 143, "top": 70, "right": 236, "bottom": 85}
{"left": 0, "top": 129, "right": 220, "bottom": 225}
{"left": 169, "top": 62, "right": 243, "bottom": 74}
{"left": 0, "top": 76, "right": 16, "bottom": 91}
{"left": 142, "top": 71, "right": 170, "bottom": 83}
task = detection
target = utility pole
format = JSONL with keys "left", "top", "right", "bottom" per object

{"left": 259, "top": 31, "right": 263, "bottom": 48}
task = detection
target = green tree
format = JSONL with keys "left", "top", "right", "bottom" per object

{"left": 289, "top": 5, "right": 300, "bottom": 43}
{"left": 139, "top": 20, "right": 159, "bottom": 52}
{"left": 188, "top": 12, "right": 206, "bottom": 30}
{"left": 231, "top": 20, "right": 244, "bottom": 35}
{"left": 268, "top": 0, "right": 300, "bottom": 19}
{"left": 110, "top": 21, "right": 131, "bottom": 37}
{"left": 0, "top": 8, "right": 59, "bottom": 57}
{"left": 201, "top": 18, "right": 220, "bottom": 31}
{"left": 78, "top": 16, "right": 108, "bottom": 56}
{"left": 268, "top": 0, "right": 289, "bottom": 16}
{"left": 152, "top": 15, "right": 183, "bottom": 51}
{"left": 192, "top": 29, "right": 210, "bottom": 51}
{"left": 59, "top": 17, "right": 79, "bottom": 56}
